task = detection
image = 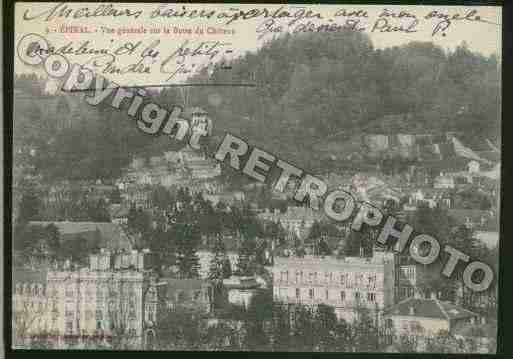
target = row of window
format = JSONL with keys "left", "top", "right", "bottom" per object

{"left": 65, "top": 321, "right": 139, "bottom": 336}
{"left": 63, "top": 308, "right": 138, "bottom": 321}
{"left": 279, "top": 288, "right": 377, "bottom": 302}
{"left": 278, "top": 271, "right": 379, "bottom": 288}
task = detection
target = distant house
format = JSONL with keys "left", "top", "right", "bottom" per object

{"left": 406, "top": 188, "right": 451, "bottom": 210}
{"left": 467, "top": 160, "right": 480, "bottom": 174}
{"left": 202, "top": 191, "right": 245, "bottom": 206}
{"left": 447, "top": 209, "right": 492, "bottom": 229}
{"left": 384, "top": 295, "right": 478, "bottom": 337}
{"left": 222, "top": 276, "right": 262, "bottom": 308}
{"left": 108, "top": 204, "right": 130, "bottom": 225}
{"left": 434, "top": 173, "right": 455, "bottom": 189}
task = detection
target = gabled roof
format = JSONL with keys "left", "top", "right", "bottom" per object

{"left": 384, "top": 297, "right": 477, "bottom": 320}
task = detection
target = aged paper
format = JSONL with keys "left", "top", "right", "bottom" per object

{"left": 12, "top": 2, "right": 501, "bottom": 353}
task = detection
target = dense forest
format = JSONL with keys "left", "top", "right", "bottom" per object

{"left": 14, "top": 30, "right": 500, "bottom": 181}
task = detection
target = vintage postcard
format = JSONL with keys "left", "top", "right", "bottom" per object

{"left": 11, "top": 2, "right": 501, "bottom": 353}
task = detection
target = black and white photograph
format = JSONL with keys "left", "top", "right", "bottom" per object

{"left": 10, "top": 2, "right": 502, "bottom": 353}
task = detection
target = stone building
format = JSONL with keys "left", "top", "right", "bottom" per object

{"left": 383, "top": 294, "right": 478, "bottom": 337}
{"left": 12, "top": 269, "right": 51, "bottom": 347}
{"left": 272, "top": 251, "right": 395, "bottom": 323}
{"left": 40, "top": 250, "right": 156, "bottom": 349}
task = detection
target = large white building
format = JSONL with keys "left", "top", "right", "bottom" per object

{"left": 272, "top": 251, "right": 395, "bottom": 323}
{"left": 13, "top": 250, "right": 158, "bottom": 349}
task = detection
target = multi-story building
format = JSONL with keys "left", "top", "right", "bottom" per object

{"left": 272, "top": 251, "right": 395, "bottom": 323}
{"left": 43, "top": 250, "right": 156, "bottom": 349}
{"left": 197, "top": 249, "right": 239, "bottom": 279}
{"left": 394, "top": 254, "right": 431, "bottom": 302}
{"left": 12, "top": 269, "right": 51, "bottom": 347}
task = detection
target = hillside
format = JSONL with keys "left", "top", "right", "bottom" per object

{"left": 13, "top": 30, "right": 501, "bottom": 181}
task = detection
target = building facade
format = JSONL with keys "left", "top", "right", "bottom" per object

{"left": 36, "top": 250, "right": 156, "bottom": 349}
{"left": 272, "top": 251, "right": 395, "bottom": 323}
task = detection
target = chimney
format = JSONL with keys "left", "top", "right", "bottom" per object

{"left": 409, "top": 306, "right": 415, "bottom": 316}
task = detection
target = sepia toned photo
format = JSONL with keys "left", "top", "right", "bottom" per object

{"left": 11, "top": 2, "right": 501, "bottom": 353}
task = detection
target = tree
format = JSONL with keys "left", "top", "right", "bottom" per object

{"left": 17, "top": 186, "right": 41, "bottom": 223}
{"left": 313, "top": 304, "right": 338, "bottom": 350}
{"left": 13, "top": 223, "right": 62, "bottom": 265}
{"left": 88, "top": 198, "right": 111, "bottom": 222}
{"left": 150, "top": 185, "right": 173, "bottom": 210}
{"left": 147, "top": 222, "right": 176, "bottom": 273}
{"left": 243, "top": 291, "right": 273, "bottom": 350}
{"left": 237, "top": 237, "right": 257, "bottom": 276}
{"left": 174, "top": 223, "right": 201, "bottom": 279}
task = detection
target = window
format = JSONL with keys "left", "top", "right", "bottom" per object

{"left": 368, "top": 275, "right": 376, "bottom": 287}
{"left": 296, "top": 288, "right": 300, "bottom": 299}
{"left": 65, "top": 310, "right": 73, "bottom": 317}
{"left": 325, "top": 289, "right": 329, "bottom": 300}
{"left": 340, "top": 274, "right": 347, "bottom": 286}
{"left": 65, "top": 285, "right": 74, "bottom": 297}
{"left": 193, "top": 291, "right": 201, "bottom": 300}
{"left": 128, "top": 328, "right": 137, "bottom": 337}
{"left": 355, "top": 292, "right": 361, "bottom": 301}
{"left": 309, "top": 288, "right": 314, "bottom": 299}
{"left": 308, "top": 273, "right": 314, "bottom": 283}
{"left": 66, "top": 321, "right": 73, "bottom": 334}
{"left": 96, "top": 310, "right": 103, "bottom": 320}
{"left": 340, "top": 291, "right": 346, "bottom": 301}
{"left": 367, "top": 292, "right": 376, "bottom": 302}
{"left": 85, "top": 310, "right": 93, "bottom": 320}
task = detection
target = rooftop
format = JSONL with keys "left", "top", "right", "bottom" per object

{"left": 13, "top": 268, "right": 47, "bottom": 285}
{"left": 384, "top": 297, "right": 478, "bottom": 321}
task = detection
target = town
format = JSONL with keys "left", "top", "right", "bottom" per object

{"left": 12, "top": 77, "right": 499, "bottom": 352}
